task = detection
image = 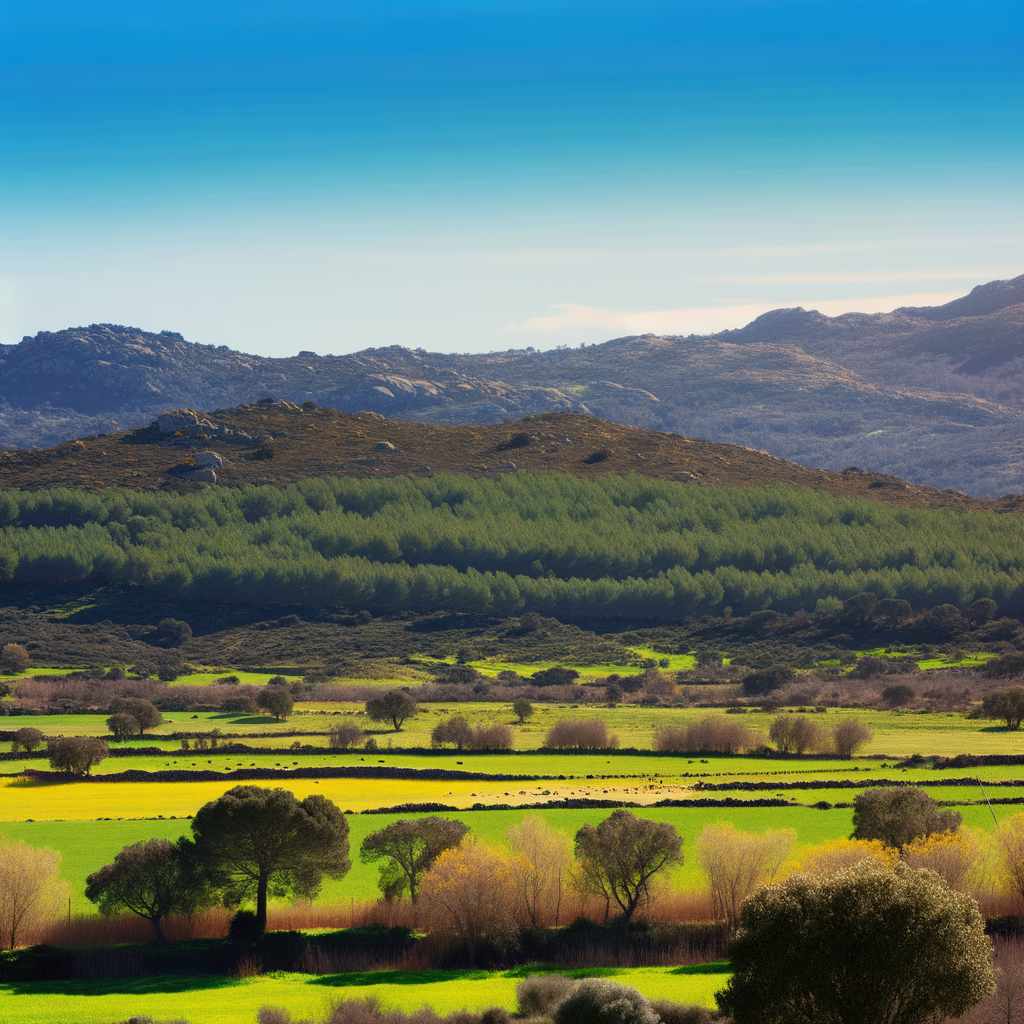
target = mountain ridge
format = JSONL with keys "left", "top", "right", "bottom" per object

{"left": 2, "top": 274, "right": 1022, "bottom": 496}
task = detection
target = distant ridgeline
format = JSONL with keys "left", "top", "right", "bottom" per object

{"left": 1, "top": 474, "right": 1022, "bottom": 620}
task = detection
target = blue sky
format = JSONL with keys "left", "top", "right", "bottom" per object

{"left": 1, "top": 1, "right": 1021, "bottom": 355}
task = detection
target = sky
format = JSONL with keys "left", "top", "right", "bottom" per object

{"left": 1, "top": 1, "right": 1022, "bottom": 356}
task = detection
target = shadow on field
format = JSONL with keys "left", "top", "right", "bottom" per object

{"left": 669, "top": 961, "right": 732, "bottom": 976}
{"left": 1, "top": 975, "right": 238, "bottom": 996}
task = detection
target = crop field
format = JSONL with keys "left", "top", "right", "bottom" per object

{"left": 0, "top": 964, "right": 730, "bottom": 1024}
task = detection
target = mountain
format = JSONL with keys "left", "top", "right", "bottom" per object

{"left": 2, "top": 274, "right": 1023, "bottom": 495}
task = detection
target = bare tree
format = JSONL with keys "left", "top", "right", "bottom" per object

{"left": 994, "top": 813, "right": 1024, "bottom": 904}
{"left": 572, "top": 810, "right": 682, "bottom": 935}
{"left": 695, "top": 822, "right": 794, "bottom": 929}
{"left": 418, "top": 840, "right": 520, "bottom": 966}
{"left": 328, "top": 723, "right": 363, "bottom": 750}
{"left": 0, "top": 836, "right": 69, "bottom": 949}
{"left": 546, "top": 719, "right": 619, "bottom": 750}
{"left": 832, "top": 718, "right": 874, "bottom": 757}
{"left": 507, "top": 815, "right": 573, "bottom": 926}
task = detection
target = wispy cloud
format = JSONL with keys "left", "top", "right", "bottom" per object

{"left": 506, "top": 291, "right": 969, "bottom": 336}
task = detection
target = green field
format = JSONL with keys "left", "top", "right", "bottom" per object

{"left": 0, "top": 964, "right": 730, "bottom": 1024}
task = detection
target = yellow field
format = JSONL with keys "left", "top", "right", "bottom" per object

{"left": 0, "top": 774, "right": 698, "bottom": 821}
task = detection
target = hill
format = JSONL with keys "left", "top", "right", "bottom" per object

{"left": 2, "top": 275, "right": 1023, "bottom": 495}
{"left": 0, "top": 403, "right": 1014, "bottom": 513}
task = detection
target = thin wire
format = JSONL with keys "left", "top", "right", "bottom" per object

{"left": 978, "top": 776, "right": 999, "bottom": 826}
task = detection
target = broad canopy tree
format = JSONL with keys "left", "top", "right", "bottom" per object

{"left": 85, "top": 837, "right": 215, "bottom": 944}
{"left": 717, "top": 861, "right": 994, "bottom": 1024}
{"left": 852, "top": 786, "right": 962, "bottom": 852}
{"left": 572, "top": 809, "right": 682, "bottom": 935}
{"left": 190, "top": 785, "right": 350, "bottom": 934}
{"left": 360, "top": 816, "right": 470, "bottom": 903}
{"left": 365, "top": 690, "right": 418, "bottom": 731}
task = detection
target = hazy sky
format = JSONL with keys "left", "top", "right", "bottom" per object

{"left": 2, "top": 1, "right": 1022, "bottom": 356}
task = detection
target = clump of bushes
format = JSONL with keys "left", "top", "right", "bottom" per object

{"left": 654, "top": 717, "right": 760, "bottom": 754}
{"left": 544, "top": 719, "right": 618, "bottom": 750}
{"left": 431, "top": 716, "right": 514, "bottom": 750}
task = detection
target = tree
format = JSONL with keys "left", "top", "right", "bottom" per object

{"left": 572, "top": 810, "right": 683, "bottom": 935}
{"left": 530, "top": 666, "right": 579, "bottom": 688}
{"left": 256, "top": 685, "right": 294, "bottom": 721}
{"left": 109, "top": 697, "right": 163, "bottom": 736}
{"left": 85, "top": 838, "right": 215, "bottom": 944}
{"left": 512, "top": 698, "right": 534, "bottom": 724}
{"left": 741, "top": 666, "right": 793, "bottom": 696}
{"left": 107, "top": 713, "right": 139, "bottom": 742}
{"left": 880, "top": 684, "right": 915, "bottom": 707}
{"left": 969, "top": 598, "right": 998, "bottom": 625}
{"left": 418, "top": 840, "right": 519, "bottom": 966}
{"left": 190, "top": 785, "right": 350, "bottom": 935}
{"left": 695, "top": 823, "right": 794, "bottom": 929}
{"left": 981, "top": 688, "right": 1024, "bottom": 730}
{"left": 876, "top": 598, "right": 912, "bottom": 628}
{"left": 507, "top": 815, "right": 573, "bottom": 926}
{"left": 794, "top": 837, "right": 897, "bottom": 877}
{"left": 716, "top": 861, "right": 995, "bottom": 1024}
{"left": 0, "top": 836, "right": 69, "bottom": 949}
{"left": 365, "top": 690, "right": 418, "bottom": 731}
{"left": 901, "top": 829, "right": 977, "bottom": 892}
{"left": 769, "top": 715, "right": 825, "bottom": 755}
{"left": 851, "top": 786, "right": 962, "bottom": 852}
{"left": 842, "top": 591, "right": 878, "bottom": 623}
{"left": 47, "top": 736, "right": 109, "bottom": 776}
{"left": 360, "top": 816, "right": 469, "bottom": 903}
{"left": 831, "top": 718, "right": 873, "bottom": 757}
{"left": 993, "top": 812, "right": 1024, "bottom": 903}
{"left": 431, "top": 715, "right": 474, "bottom": 750}
{"left": 11, "top": 727, "right": 43, "bottom": 754}
{"left": 328, "top": 723, "right": 363, "bottom": 749}
{"left": 0, "top": 643, "right": 30, "bottom": 674}
{"left": 156, "top": 617, "right": 192, "bottom": 646}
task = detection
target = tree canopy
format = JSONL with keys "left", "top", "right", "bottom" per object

{"left": 572, "top": 810, "right": 683, "bottom": 934}
{"left": 360, "top": 816, "right": 469, "bottom": 903}
{"left": 981, "top": 687, "right": 1024, "bottom": 730}
{"left": 716, "top": 861, "right": 994, "bottom": 1024}
{"left": 365, "top": 690, "right": 418, "bottom": 731}
{"left": 47, "top": 736, "right": 109, "bottom": 776}
{"left": 190, "top": 785, "right": 350, "bottom": 934}
{"left": 851, "top": 787, "right": 962, "bottom": 852}
{"left": 85, "top": 838, "right": 215, "bottom": 944}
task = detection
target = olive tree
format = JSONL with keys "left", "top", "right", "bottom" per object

{"left": 109, "top": 697, "right": 163, "bottom": 736}
{"left": 107, "top": 713, "right": 139, "bottom": 742}
{"left": 11, "top": 727, "right": 43, "bottom": 754}
{"left": 85, "top": 838, "right": 215, "bottom": 944}
{"left": 0, "top": 836, "right": 69, "bottom": 949}
{"left": 572, "top": 810, "right": 682, "bottom": 935}
{"left": 852, "top": 786, "right": 962, "bottom": 852}
{"left": 47, "top": 736, "right": 109, "bottom": 777}
{"left": 360, "top": 816, "right": 469, "bottom": 903}
{"left": 190, "top": 785, "right": 350, "bottom": 934}
{"left": 365, "top": 690, "right": 418, "bottom": 731}
{"left": 512, "top": 698, "right": 534, "bottom": 724}
{"left": 256, "top": 685, "right": 294, "bottom": 721}
{"left": 716, "top": 861, "right": 995, "bottom": 1024}
{"left": 981, "top": 688, "right": 1024, "bottom": 730}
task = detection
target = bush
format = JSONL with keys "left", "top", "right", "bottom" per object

{"left": 654, "top": 718, "right": 758, "bottom": 754}
{"left": 552, "top": 978, "right": 659, "bottom": 1024}
{"left": 741, "top": 666, "right": 794, "bottom": 695}
{"left": 831, "top": 718, "right": 874, "bottom": 757}
{"left": 229, "top": 909, "right": 262, "bottom": 944}
{"left": 545, "top": 719, "right": 618, "bottom": 749}
{"left": 531, "top": 666, "right": 580, "bottom": 688}
{"left": 517, "top": 973, "right": 577, "bottom": 1017}
{"left": 649, "top": 1002, "right": 724, "bottom": 1024}
{"left": 0, "top": 643, "right": 31, "bottom": 674}
{"left": 881, "top": 684, "right": 915, "bottom": 707}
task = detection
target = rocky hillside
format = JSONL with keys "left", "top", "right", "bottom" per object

{"left": 2, "top": 275, "right": 1022, "bottom": 495}
{"left": 0, "top": 402, "right": 1017, "bottom": 514}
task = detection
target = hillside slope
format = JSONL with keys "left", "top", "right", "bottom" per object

{"left": 2, "top": 275, "right": 1022, "bottom": 495}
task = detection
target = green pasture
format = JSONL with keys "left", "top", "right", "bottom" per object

{"left": 9, "top": 798, "right": 1019, "bottom": 916}
{"left": 0, "top": 963, "right": 730, "bottom": 1024}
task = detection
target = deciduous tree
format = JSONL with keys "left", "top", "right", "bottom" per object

{"left": 190, "top": 786, "right": 350, "bottom": 935}
{"left": 11, "top": 727, "right": 43, "bottom": 754}
{"left": 572, "top": 810, "right": 682, "bottom": 935}
{"left": 0, "top": 836, "right": 69, "bottom": 949}
{"left": 109, "top": 697, "right": 163, "bottom": 736}
{"left": 256, "top": 685, "right": 295, "bottom": 721}
{"left": 328, "top": 723, "right": 363, "bottom": 750}
{"left": 107, "top": 713, "right": 139, "bottom": 742}
{"left": 418, "top": 840, "right": 519, "bottom": 966}
{"left": 365, "top": 690, "right": 418, "bottom": 731}
{"left": 695, "top": 823, "right": 794, "bottom": 929}
{"left": 831, "top": 718, "right": 873, "bottom": 757}
{"left": 716, "top": 862, "right": 995, "bottom": 1024}
{"left": 360, "top": 816, "right": 469, "bottom": 903}
{"left": 508, "top": 815, "right": 573, "bottom": 926}
{"left": 85, "top": 838, "right": 215, "bottom": 944}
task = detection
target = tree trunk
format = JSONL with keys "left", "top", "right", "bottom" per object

{"left": 150, "top": 915, "right": 168, "bottom": 945}
{"left": 256, "top": 873, "right": 269, "bottom": 935}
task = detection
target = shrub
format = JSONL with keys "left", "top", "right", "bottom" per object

{"left": 531, "top": 666, "right": 580, "bottom": 688}
{"left": 649, "top": 1002, "right": 724, "bottom": 1024}
{"left": 654, "top": 718, "right": 757, "bottom": 755}
{"left": 741, "top": 666, "right": 794, "bottom": 695}
{"left": 329, "top": 723, "right": 364, "bottom": 750}
{"left": 881, "top": 684, "right": 915, "bottom": 707}
{"left": 229, "top": 909, "right": 262, "bottom": 944}
{"left": 552, "top": 978, "right": 659, "bottom": 1024}
{"left": 545, "top": 719, "right": 618, "bottom": 749}
{"left": 831, "top": 718, "right": 873, "bottom": 757}
{"left": 0, "top": 643, "right": 31, "bottom": 674}
{"left": 517, "top": 973, "right": 578, "bottom": 1017}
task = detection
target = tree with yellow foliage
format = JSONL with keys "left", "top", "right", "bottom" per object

{"left": 695, "top": 822, "right": 794, "bottom": 929}
{"left": 993, "top": 812, "right": 1024, "bottom": 903}
{"left": 902, "top": 830, "right": 978, "bottom": 892}
{"left": 507, "top": 815, "right": 573, "bottom": 926}
{"left": 792, "top": 837, "right": 898, "bottom": 877}
{"left": 0, "top": 836, "right": 69, "bottom": 949}
{"left": 418, "top": 840, "right": 521, "bottom": 966}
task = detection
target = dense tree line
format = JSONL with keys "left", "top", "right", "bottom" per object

{"left": 3, "top": 474, "right": 1024, "bottom": 619}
